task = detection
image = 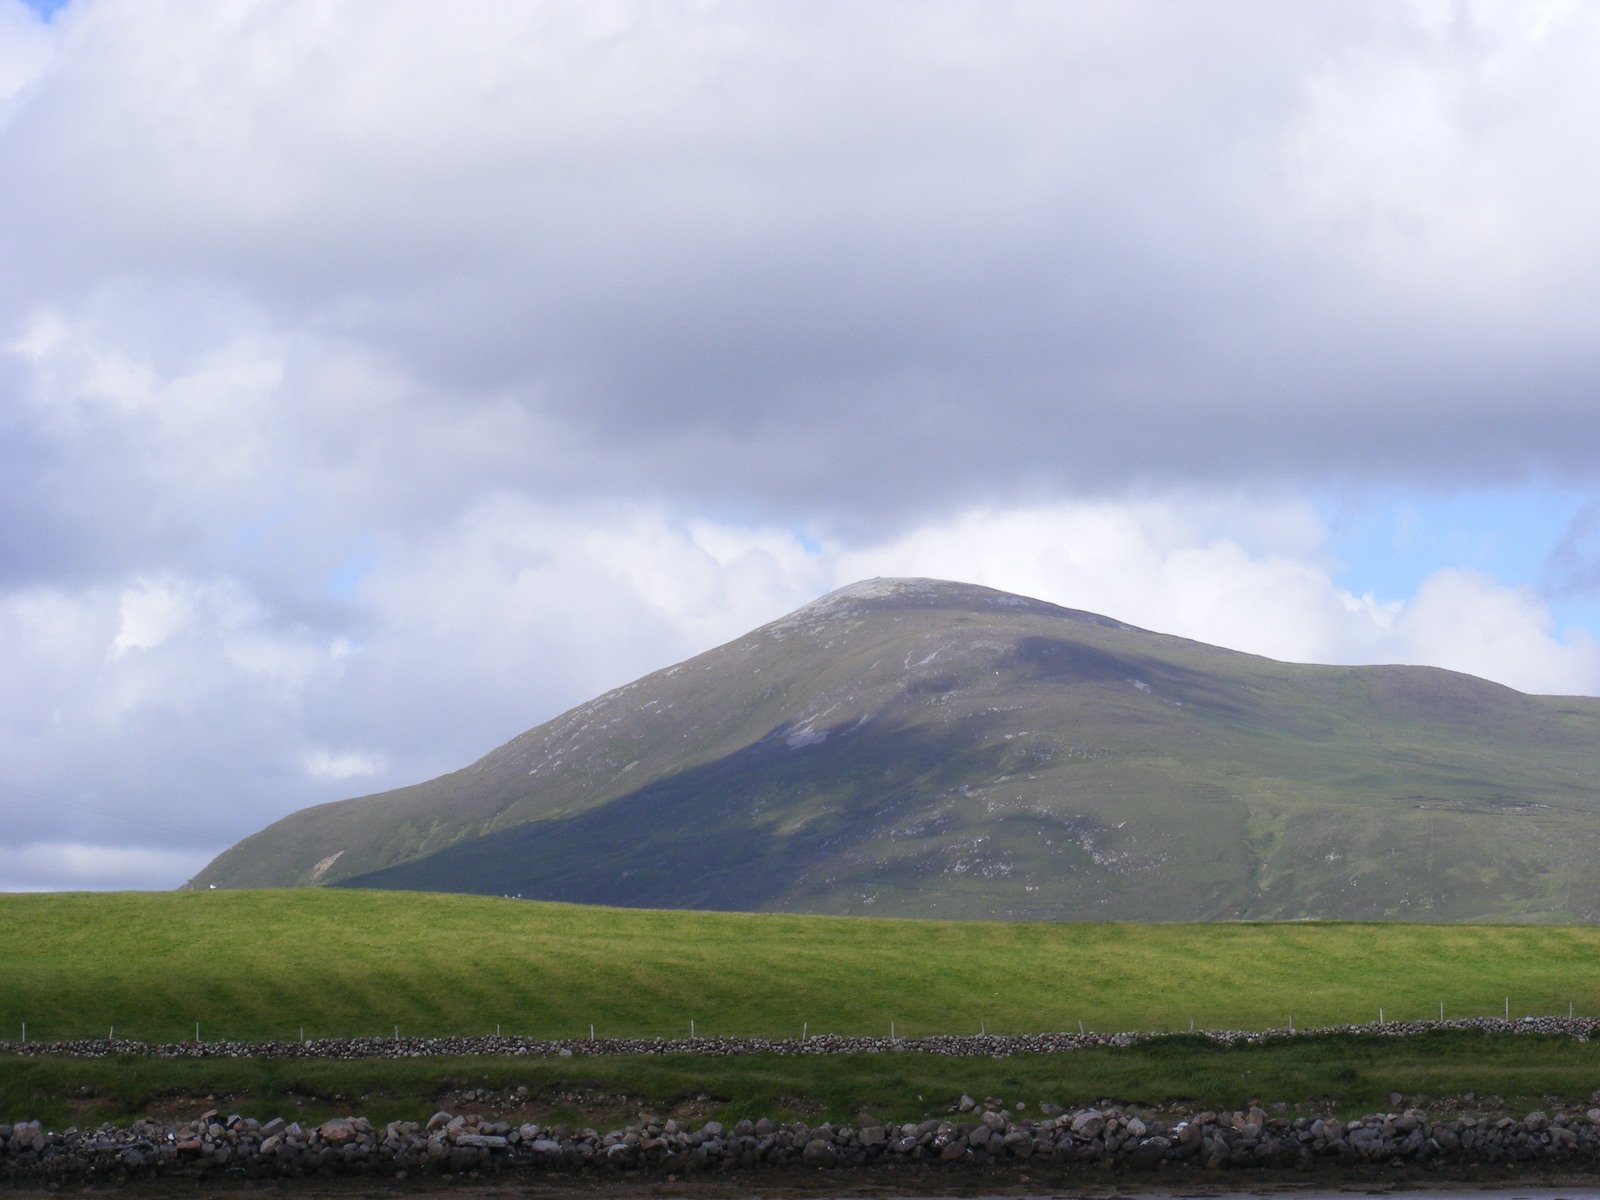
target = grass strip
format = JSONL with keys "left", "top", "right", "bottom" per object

{"left": 6, "top": 1031, "right": 1600, "bottom": 1130}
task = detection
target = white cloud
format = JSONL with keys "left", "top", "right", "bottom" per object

{"left": 834, "top": 498, "right": 1600, "bottom": 694}
{"left": 1388, "top": 567, "right": 1600, "bottom": 695}
{"left": 302, "top": 748, "right": 386, "bottom": 781}
{"left": 0, "top": 1, "right": 53, "bottom": 110}
{"left": 109, "top": 576, "right": 196, "bottom": 657}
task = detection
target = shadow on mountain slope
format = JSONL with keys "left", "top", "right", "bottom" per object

{"left": 332, "top": 713, "right": 1248, "bottom": 916}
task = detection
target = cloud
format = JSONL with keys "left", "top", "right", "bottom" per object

{"left": 835, "top": 498, "right": 1600, "bottom": 694}
{"left": 1545, "top": 503, "right": 1600, "bottom": 596}
{"left": 3, "top": 2, "right": 1600, "bottom": 889}
{"left": 0, "top": 841, "right": 212, "bottom": 893}
{"left": 3, "top": 1, "right": 1600, "bottom": 536}
{"left": 302, "top": 748, "right": 386, "bottom": 781}
{"left": 0, "top": 1, "right": 52, "bottom": 104}
{"left": 1387, "top": 567, "right": 1600, "bottom": 696}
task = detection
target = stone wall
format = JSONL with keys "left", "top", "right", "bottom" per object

{"left": 6, "top": 1100, "right": 1600, "bottom": 1181}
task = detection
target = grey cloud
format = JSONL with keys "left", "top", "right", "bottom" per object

{"left": 1545, "top": 504, "right": 1600, "bottom": 597}
{"left": 8, "top": 1, "right": 1598, "bottom": 541}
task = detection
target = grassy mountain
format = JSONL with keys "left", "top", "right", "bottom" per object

{"left": 190, "top": 578, "right": 1600, "bottom": 920}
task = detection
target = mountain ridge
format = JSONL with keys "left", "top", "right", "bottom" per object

{"left": 190, "top": 577, "right": 1600, "bottom": 921}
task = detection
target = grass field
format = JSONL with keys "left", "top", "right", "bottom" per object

{"left": 7, "top": 890, "right": 1600, "bottom": 1044}
{"left": 9, "top": 890, "right": 1600, "bottom": 1128}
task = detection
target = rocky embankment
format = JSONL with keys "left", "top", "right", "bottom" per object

{"left": 8, "top": 1099, "right": 1600, "bottom": 1182}
{"left": 7, "top": 1013, "right": 1594, "bottom": 1060}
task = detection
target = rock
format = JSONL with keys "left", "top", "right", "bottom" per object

{"left": 801, "top": 1138, "right": 838, "bottom": 1165}
{"left": 1071, "top": 1110, "right": 1105, "bottom": 1138}
{"left": 958, "top": 1094, "right": 977, "bottom": 1112}
{"left": 318, "top": 1118, "right": 359, "bottom": 1146}
{"left": 454, "top": 1134, "right": 507, "bottom": 1149}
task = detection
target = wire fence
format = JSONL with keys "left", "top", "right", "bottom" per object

{"left": 5, "top": 997, "right": 1598, "bottom": 1054}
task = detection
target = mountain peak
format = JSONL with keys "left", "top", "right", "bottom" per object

{"left": 775, "top": 576, "right": 1130, "bottom": 630}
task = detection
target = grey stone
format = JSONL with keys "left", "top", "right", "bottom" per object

{"left": 801, "top": 1138, "right": 838, "bottom": 1165}
{"left": 454, "top": 1133, "right": 508, "bottom": 1149}
{"left": 1071, "top": 1110, "right": 1105, "bottom": 1138}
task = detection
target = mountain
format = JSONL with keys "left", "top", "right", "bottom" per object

{"left": 189, "top": 578, "right": 1600, "bottom": 921}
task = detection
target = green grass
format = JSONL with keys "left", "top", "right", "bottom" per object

{"left": 7, "top": 1032, "right": 1600, "bottom": 1129}
{"left": 7, "top": 890, "right": 1600, "bottom": 1044}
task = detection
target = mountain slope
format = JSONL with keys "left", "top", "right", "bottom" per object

{"left": 190, "top": 578, "right": 1600, "bottom": 921}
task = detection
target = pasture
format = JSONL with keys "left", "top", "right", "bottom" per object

{"left": 4, "top": 890, "right": 1600, "bottom": 1043}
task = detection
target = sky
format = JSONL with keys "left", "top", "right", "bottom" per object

{"left": 5, "top": 0, "right": 1600, "bottom": 891}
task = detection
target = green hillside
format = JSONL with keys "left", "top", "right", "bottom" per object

{"left": 191, "top": 579, "right": 1600, "bottom": 921}
{"left": 5, "top": 890, "right": 1600, "bottom": 1045}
